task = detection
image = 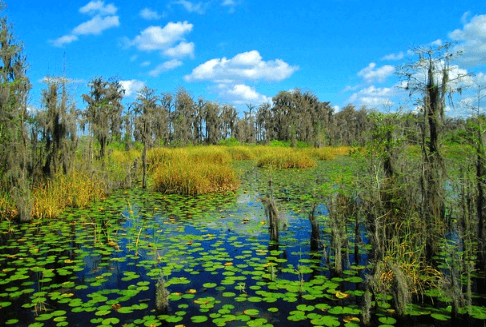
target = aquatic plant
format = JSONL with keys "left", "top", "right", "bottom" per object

{"left": 31, "top": 170, "right": 106, "bottom": 219}
{"left": 257, "top": 148, "right": 316, "bottom": 169}
{"left": 152, "top": 160, "right": 238, "bottom": 195}
{"left": 149, "top": 147, "right": 239, "bottom": 195}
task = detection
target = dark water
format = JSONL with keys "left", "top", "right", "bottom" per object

{"left": 0, "top": 161, "right": 484, "bottom": 327}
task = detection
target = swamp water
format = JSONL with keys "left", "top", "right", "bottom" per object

{"left": 1, "top": 160, "right": 485, "bottom": 327}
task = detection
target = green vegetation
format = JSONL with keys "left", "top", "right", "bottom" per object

{"left": 1, "top": 3, "right": 486, "bottom": 327}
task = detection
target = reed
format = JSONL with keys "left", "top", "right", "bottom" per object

{"left": 31, "top": 171, "right": 106, "bottom": 219}
{"left": 149, "top": 147, "right": 239, "bottom": 195}
{"left": 222, "top": 145, "right": 256, "bottom": 161}
{"left": 0, "top": 191, "right": 16, "bottom": 220}
{"left": 257, "top": 148, "right": 316, "bottom": 169}
{"left": 152, "top": 160, "right": 238, "bottom": 195}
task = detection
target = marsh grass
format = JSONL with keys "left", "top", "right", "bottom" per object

{"left": 149, "top": 147, "right": 239, "bottom": 195}
{"left": 31, "top": 171, "right": 106, "bottom": 219}
{"left": 222, "top": 146, "right": 256, "bottom": 161}
{"left": 0, "top": 191, "right": 16, "bottom": 220}
{"left": 257, "top": 148, "right": 317, "bottom": 168}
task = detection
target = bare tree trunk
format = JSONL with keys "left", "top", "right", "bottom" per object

{"left": 142, "top": 143, "right": 147, "bottom": 189}
{"left": 309, "top": 204, "right": 320, "bottom": 252}
{"left": 262, "top": 197, "right": 279, "bottom": 244}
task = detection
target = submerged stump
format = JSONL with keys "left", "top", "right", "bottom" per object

{"left": 261, "top": 196, "right": 279, "bottom": 243}
{"left": 309, "top": 204, "right": 320, "bottom": 252}
{"left": 155, "top": 277, "right": 169, "bottom": 313}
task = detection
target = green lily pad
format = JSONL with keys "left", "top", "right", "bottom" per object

{"left": 191, "top": 315, "right": 209, "bottom": 323}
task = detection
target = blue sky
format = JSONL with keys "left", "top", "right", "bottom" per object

{"left": 5, "top": 0, "right": 486, "bottom": 116}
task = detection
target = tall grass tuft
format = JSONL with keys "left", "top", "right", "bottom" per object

{"left": 0, "top": 191, "right": 16, "bottom": 220}
{"left": 257, "top": 148, "right": 316, "bottom": 169}
{"left": 149, "top": 147, "right": 239, "bottom": 195}
{"left": 222, "top": 146, "right": 256, "bottom": 161}
{"left": 31, "top": 171, "right": 106, "bottom": 219}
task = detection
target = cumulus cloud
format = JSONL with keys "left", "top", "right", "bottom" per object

{"left": 139, "top": 8, "right": 162, "bottom": 20}
{"left": 163, "top": 41, "right": 195, "bottom": 58}
{"left": 172, "top": 0, "right": 208, "bottom": 14}
{"left": 215, "top": 84, "right": 271, "bottom": 105}
{"left": 51, "top": 35, "right": 79, "bottom": 47}
{"left": 184, "top": 50, "right": 298, "bottom": 83}
{"left": 348, "top": 85, "right": 395, "bottom": 107}
{"left": 127, "top": 22, "right": 193, "bottom": 52}
{"left": 72, "top": 15, "right": 120, "bottom": 35}
{"left": 120, "top": 79, "right": 145, "bottom": 97}
{"left": 50, "top": 1, "right": 119, "bottom": 47}
{"left": 149, "top": 59, "right": 183, "bottom": 77}
{"left": 357, "top": 62, "right": 395, "bottom": 83}
{"left": 79, "top": 1, "right": 117, "bottom": 16}
{"left": 449, "top": 13, "right": 486, "bottom": 67}
{"left": 221, "top": 0, "right": 242, "bottom": 13}
{"left": 381, "top": 52, "right": 404, "bottom": 61}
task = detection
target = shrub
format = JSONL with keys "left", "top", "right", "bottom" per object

{"left": 218, "top": 137, "right": 242, "bottom": 146}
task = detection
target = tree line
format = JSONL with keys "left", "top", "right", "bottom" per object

{"left": 0, "top": 6, "right": 484, "bottom": 221}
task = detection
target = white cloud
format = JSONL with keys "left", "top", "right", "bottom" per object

{"left": 163, "top": 41, "right": 195, "bottom": 58}
{"left": 381, "top": 52, "right": 404, "bottom": 61}
{"left": 140, "top": 8, "right": 162, "bottom": 20}
{"left": 430, "top": 39, "right": 443, "bottom": 46}
{"left": 79, "top": 1, "right": 117, "bottom": 16}
{"left": 348, "top": 85, "right": 395, "bottom": 107}
{"left": 120, "top": 79, "right": 145, "bottom": 97}
{"left": 141, "top": 61, "right": 151, "bottom": 67}
{"left": 149, "top": 59, "right": 183, "bottom": 77}
{"left": 221, "top": 0, "right": 242, "bottom": 13}
{"left": 40, "top": 76, "right": 85, "bottom": 85}
{"left": 341, "top": 84, "right": 361, "bottom": 93}
{"left": 72, "top": 15, "right": 120, "bottom": 35}
{"left": 50, "top": 34, "right": 79, "bottom": 47}
{"left": 448, "top": 13, "right": 486, "bottom": 67}
{"left": 128, "top": 22, "right": 193, "bottom": 51}
{"left": 50, "top": 1, "right": 119, "bottom": 47}
{"left": 184, "top": 50, "right": 298, "bottom": 83}
{"left": 215, "top": 84, "right": 271, "bottom": 105}
{"left": 172, "top": 0, "right": 208, "bottom": 14}
{"left": 357, "top": 62, "right": 395, "bottom": 83}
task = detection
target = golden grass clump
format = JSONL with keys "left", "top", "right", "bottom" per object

{"left": 222, "top": 146, "right": 256, "bottom": 161}
{"left": 185, "top": 146, "right": 233, "bottom": 164}
{"left": 147, "top": 148, "right": 185, "bottom": 171}
{"left": 257, "top": 148, "right": 317, "bottom": 169}
{"left": 109, "top": 148, "right": 141, "bottom": 164}
{"left": 31, "top": 171, "right": 106, "bottom": 219}
{"left": 248, "top": 145, "right": 273, "bottom": 159}
{"left": 152, "top": 160, "right": 238, "bottom": 195}
{"left": 0, "top": 192, "right": 16, "bottom": 220}
{"left": 149, "top": 146, "right": 239, "bottom": 195}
